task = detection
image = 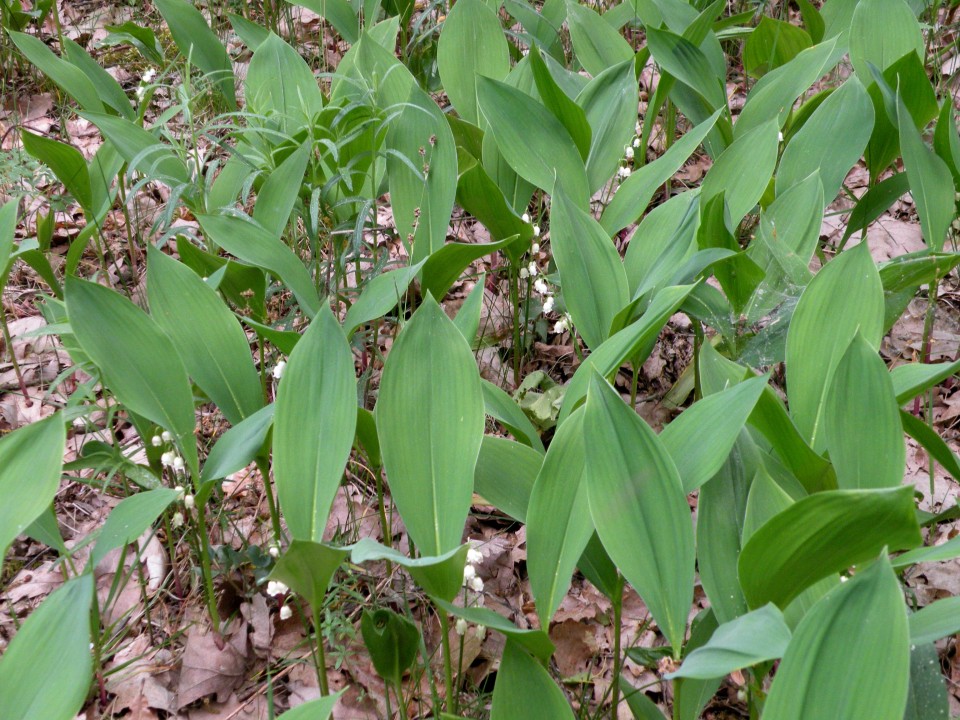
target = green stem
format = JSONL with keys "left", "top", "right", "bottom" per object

{"left": 438, "top": 609, "right": 456, "bottom": 714}
{"left": 255, "top": 457, "right": 284, "bottom": 544}
{"left": 510, "top": 262, "right": 522, "bottom": 388}
{"left": 921, "top": 273, "right": 942, "bottom": 499}
{"left": 610, "top": 575, "right": 625, "bottom": 720}
{"left": 195, "top": 504, "right": 222, "bottom": 633}
{"left": 311, "top": 601, "right": 331, "bottom": 695}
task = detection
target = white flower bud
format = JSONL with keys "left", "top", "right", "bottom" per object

{"left": 467, "top": 548, "right": 483, "bottom": 565}
{"left": 617, "top": 166, "right": 632, "bottom": 179}
{"left": 455, "top": 618, "right": 468, "bottom": 636}
{"left": 625, "top": 146, "right": 634, "bottom": 160}
{"left": 279, "top": 605, "right": 293, "bottom": 620}
{"left": 531, "top": 242, "right": 540, "bottom": 254}
{"left": 161, "top": 451, "right": 175, "bottom": 467}
{"left": 543, "top": 296, "right": 555, "bottom": 314}
{"left": 161, "top": 431, "right": 173, "bottom": 442}
{"left": 269, "top": 544, "right": 280, "bottom": 558}
{"left": 533, "top": 278, "right": 549, "bottom": 295}
{"left": 266, "top": 580, "right": 289, "bottom": 596}
{"left": 632, "top": 137, "right": 641, "bottom": 148}
{"left": 463, "top": 564, "right": 477, "bottom": 584}
{"left": 521, "top": 213, "right": 530, "bottom": 223}
{"left": 553, "top": 317, "right": 569, "bottom": 334}
{"left": 183, "top": 494, "right": 195, "bottom": 510}
{"left": 778, "top": 131, "right": 784, "bottom": 143}
{"left": 635, "top": 121, "right": 642, "bottom": 135}
{"left": 272, "top": 360, "right": 286, "bottom": 380}
{"left": 533, "top": 225, "right": 541, "bottom": 238}
{"left": 469, "top": 576, "right": 484, "bottom": 593}
{"left": 171, "top": 511, "right": 184, "bottom": 528}
{"left": 527, "top": 261, "right": 538, "bottom": 277}
{"left": 142, "top": 68, "right": 157, "bottom": 83}
{"left": 172, "top": 456, "right": 185, "bottom": 473}
{"left": 151, "top": 435, "right": 162, "bottom": 447}
{"left": 475, "top": 624, "right": 487, "bottom": 642}
{"left": 174, "top": 485, "right": 184, "bottom": 496}
{"left": 518, "top": 267, "right": 529, "bottom": 279}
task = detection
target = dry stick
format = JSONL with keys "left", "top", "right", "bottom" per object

{"left": 0, "top": 311, "right": 31, "bottom": 406}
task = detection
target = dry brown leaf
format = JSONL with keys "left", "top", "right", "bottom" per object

{"left": 176, "top": 618, "right": 249, "bottom": 709}
{"left": 106, "top": 634, "right": 177, "bottom": 716}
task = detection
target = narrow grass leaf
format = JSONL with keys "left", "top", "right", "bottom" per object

{"left": 274, "top": 304, "right": 356, "bottom": 541}
{"left": 585, "top": 374, "right": 695, "bottom": 653}
{"left": 738, "top": 486, "right": 921, "bottom": 609}
{"left": 0, "top": 574, "right": 94, "bottom": 720}
{"left": 763, "top": 555, "right": 910, "bottom": 720}
{"left": 147, "top": 245, "right": 262, "bottom": 425}
{"left": 376, "top": 295, "right": 484, "bottom": 556}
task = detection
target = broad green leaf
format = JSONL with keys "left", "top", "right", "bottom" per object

{"left": 253, "top": 141, "right": 310, "bottom": 238}
{"left": 738, "top": 486, "right": 921, "bottom": 609}
{"left": 824, "top": 333, "right": 904, "bottom": 489}
{"left": 437, "top": 0, "right": 510, "bottom": 126}
{"left": 763, "top": 556, "right": 910, "bottom": 720}
{"left": 287, "top": 0, "right": 359, "bottom": 43}
{"left": 743, "top": 17, "right": 812, "bottom": 77}
{"left": 361, "top": 609, "right": 420, "bottom": 687}
{"left": 155, "top": 0, "right": 237, "bottom": 109}
{"left": 434, "top": 599, "right": 555, "bottom": 662}
{"left": 102, "top": 20, "right": 167, "bottom": 65}
{"left": 490, "top": 640, "right": 575, "bottom": 720}
{"left": 197, "top": 214, "right": 321, "bottom": 318}
{"left": 527, "top": 409, "right": 593, "bottom": 627}
{"left": 481, "top": 380, "right": 545, "bottom": 453}
{"left": 21, "top": 131, "right": 93, "bottom": 213}
{"left": 660, "top": 375, "right": 768, "bottom": 492}
{"left": 343, "top": 261, "right": 425, "bottom": 334}
{"left": 622, "top": 190, "right": 699, "bottom": 295}
{"left": 776, "top": 76, "right": 873, "bottom": 203}
{"left": 61, "top": 38, "right": 134, "bottom": 119}
{"left": 900, "top": 410, "right": 960, "bottom": 484}
{"left": 246, "top": 33, "right": 324, "bottom": 133}
{"left": 848, "top": 0, "right": 923, "bottom": 81}
{"left": 455, "top": 148, "right": 533, "bottom": 251}
{"left": 601, "top": 109, "right": 721, "bottom": 235}
{"left": 66, "top": 277, "right": 199, "bottom": 476}
{"left": 200, "top": 404, "right": 275, "bottom": 485}
{"left": 550, "top": 184, "right": 628, "bottom": 349}
{"left": 477, "top": 76, "right": 589, "bottom": 208}
{"left": 79, "top": 112, "right": 192, "bottom": 188}
{"left": 894, "top": 534, "right": 960, "bottom": 569}
{"left": 903, "top": 642, "right": 950, "bottom": 720}
{"left": 898, "top": 89, "right": 954, "bottom": 251}
{"left": 786, "top": 242, "right": 884, "bottom": 450}
{"left": 9, "top": 31, "right": 104, "bottom": 112}
{"left": 736, "top": 38, "right": 838, "bottom": 137}
{"left": 0, "top": 416, "right": 65, "bottom": 566}
{"left": 0, "top": 201, "right": 17, "bottom": 281}
{"left": 453, "top": 272, "right": 485, "bottom": 346}
{"left": 420, "top": 237, "right": 514, "bottom": 300}
{"left": 275, "top": 691, "right": 344, "bottom": 720}
{"left": 557, "top": 284, "right": 694, "bottom": 423}
{"left": 376, "top": 295, "right": 484, "bottom": 556}
{"left": 934, "top": 98, "right": 960, "bottom": 185}
{"left": 274, "top": 304, "right": 356, "bottom": 541}
{"left": 529, "top": 48, "right": 591, "bottom": 162}
{"left": 577, "top": 60, "right": 640, "bottom": 192}
{"left": 147, "top": 245, "right": 262, "bottom": 425}
{"left": 700, "top": 119, "right": 779, "bottom": 223}
{"left": 645, "top": 27, "right": 725, "bottom": 110}
{"left": 349, "top": 538, "right": 468, "bottom": 602}
{"left": 671, "top": 609, "right": 723, "bottom": 720}
{"left": 585, "top": 374, "right": 694, "bottom": 654}
{"left": 270, "top": 540, "right": 349, "bottom": 608}
{"left": 909, "top": 597, "right": 960, "bottom": 645}
{"left": 474, "top": 436, "right": 543, "bottom": 522}
{"left": 666, "top": 604, "right": 791, "bottom": 679}
{"left": 91, "top": 488, "right": 179, "bottom": 567}
{"left": 566, "top": 2, "right": 634, "bottom": 77}
{"left": 0, "top": 574, "right": 94, "bottom": 720}
{"left": 841, "top": 172, "right": 911, "bottom": 244}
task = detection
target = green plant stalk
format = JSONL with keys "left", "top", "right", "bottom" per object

{"left": 921, "top": 273, "right": 942, "bottom": 499}
{"left": 437, "top": 608, "right": 457, "bottom": 714}
{"left": 693, "top": 322, "right": 704, "bottom": 401}
{"left": 311, "top": 600, "right": 331, "bottom": 695}
{"left": 0, "top": 311, "right": 31, "bottom": 407}
{"left": 194, "top": 503, "right": 222, "bottom": 633}
{"left": 509, "top": 262, "right": 522, "bottom": 386}
{"left": 373, "top": 463, "right": 391, "bottom": 550}
{"left": 255, "top": 456, "right": 284, "bottom": 544}
{"left": 610, "top": 574, "right": 625, "bottom": 720}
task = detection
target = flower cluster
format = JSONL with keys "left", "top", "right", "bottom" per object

{"left": 134, "top": 67, "right": 157, "bottom": 102}
{"left": 272, "top": 359, "right": 287, "bottom": 380}
{"left": 463, "top": 546, "right": 484, "bottom": 594}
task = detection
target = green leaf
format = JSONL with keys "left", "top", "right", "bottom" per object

{"left": 776, "top": 76, "right": 873, "bottom": 203}
{"left": 566, "top": 1, "right": 634, "bottom": 77}
{"left": 848, "top": 0, "right": 923, "bottom": 81}
{"left": 376, "top": 295, "right": 484, "bottom": 556}
{"left": 275, "top": 691, "right": 344, "bottom": 720}
{"left": 253, "top": 141, "right": 310, "bottom": 238}
{"left": 477, "top": 76, "right": 589, "bottom": 207}
{"left": 433, "top": 599, "right": 555, "bottom": 662}
{"left": 900, "top": 409, "right": 960, "bottom": 484}
{"left": 550, "top": 184, "right": 628, "bottom": 349}
{"left": 0, "top": 416, "right": 65, "bottom": 567}
{"left": 361, "top": 609, "right": 420, "bottom": 687}
{"left": 738, "top": 486, "right": 921, "bottom": 609}
{"left": 455, "top": 148, "right": 532, "bottom": 251}
{"left": 155, "top": 0, "right": 237, "bottom": 109}
{"left": 102, "top": 20, "right": 166, "bottom": 65}
{"left": 61, "top": 38, "right": 134, "bottom": 119}
{"left": 420, "top": 238, "right": 514, "bottom": 300}
{"left": 700, "top": 119, "right": 779, "bottom": 224}
{"left": 287, "top": 0, "right": 359, "bottom": 43}
{"left": 666, "top": 604, "right": 791, "bottom": 679}
{"left": 197, "top": 213, "right": 321, "bottom": 318}
{"left": 743, "top": 16, "right": 812, "bottom": 78}
{"left": 762, "top": 555, "right": 910, "bottom": 720}
{"left": 661, "top": 375, "right": 768, "bottom": 493}
{"left": 474, "top": 436, "right": 543, "bottom": 522}
{"left": 527, "top": 408, "right": 592, "bottom": 627}
{"left": 9, "top": 31, "right": 104, "bottom": 112}
{"left": 490, "top": 640, "right": 575, "bottom": 720}
{"left": 909, "top": 596, "right": 960, "bottom": 645}
{"left": 66, "top": 277, "right": 199, "bottom": 476}
{"left": 274, "top": 304, "right": 356, "bottom": 541}
{"left": 270, "top": 540, "right": 349, "bottom": 608}
{"left": 898, "top": 88, "right": 955, "bottom": 251}
{"left": 824, "top": 333, "right": 904, "bottom": 489}
{"left": 481, "top": 380, "right": 545, "bottom": 453}
{"left": 529, "top": 48, "right": 591, "bottom": 162}
{"left": 0, "top": 574, "right": 94, "bottom": 720}
{"left": 349, "top": 538, "right": 468, "bottom": 602}
{"left": 903, "top": 642, "right": 950, "bottom": 720}
{"left": 786, "top": 242, "right": 884, "bottom": 450}
{"left": 343, "top": 261, "right": 425, "bottom": 334}
{"left": 147, "top": 245, "right": 262, "bottom": 425}
{"left": 453, "top": 272, "right": 485, "bottom": 346}
{"left": 245, "top": 33, "right": 324, "bottom": 133}
{"left": 601, "top": 109, "right": 721, "bottom": 235}
{"left": 91, "top": 488, "right": 179, "bottom": 567}
{"left": 21, "top": 131, "right": 93, "bottom": 213}
{"left": 841, "top": 172, "right": 911, "bottom": 245}
{"left": 645, "top": 27, "right": 725, "bottom": 110}
{"left": 200, "top": 404, "right": 275, "bottom": 485}
{"left": 577, "top": 60, "right": 640, "bottom": 193}
{"left": 585, "top": 374, "right": 694, "bottom": 653}
{"left": 437, "top": 0, "right": 510, "bottom": 126}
